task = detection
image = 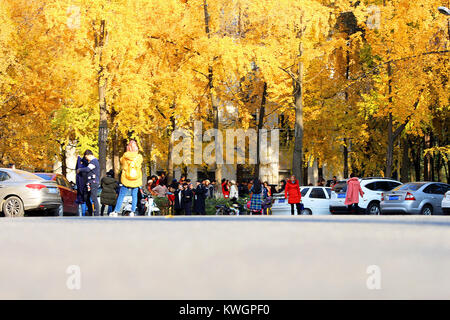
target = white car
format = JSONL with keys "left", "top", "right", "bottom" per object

{"left": 272, "top": 186, "right": 332, "bottom": 215}
{"left": 442, "top": 191, "right": 450, "bottom": 215}
{"left": 329, "top": 178, "right": 402, "bottom": 215}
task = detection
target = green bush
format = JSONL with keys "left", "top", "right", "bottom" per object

{"left": 153, "top": 197, "right": 170, "bottom": 215}
{"left": 205, "top": 196, "right": 250, "bottom": 215}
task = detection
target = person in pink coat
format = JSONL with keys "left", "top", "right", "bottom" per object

{"left": 345, "top": 173, "right": 364, "bottom": 214}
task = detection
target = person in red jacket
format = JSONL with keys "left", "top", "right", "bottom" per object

{"left": 285, "top": 175, "right": 302, "bottom": 215}
{"left": 221, "top": 178, "right": 230, "bottom": 199}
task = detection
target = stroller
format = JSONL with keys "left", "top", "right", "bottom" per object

{"left": 262, "top": 196, "right": 273, "bottom": 215}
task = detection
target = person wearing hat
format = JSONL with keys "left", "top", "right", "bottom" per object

{"left": 100, "top": 170, "right": 119, "bottom": 216}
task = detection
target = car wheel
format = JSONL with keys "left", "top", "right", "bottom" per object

{"left": 48, "top": 205, "right": 63, "bottom": 217}
{"left": 421, "top": 205, "right": 433, "bottom": 216}
{"left": 367, "top": 202, "right": 381, "bottom": 215}
{"left": 3, "top": 196, "right": 25, "bottom": 217}
{"left": 302, "top": 208, "right": 312, "bottom": 215}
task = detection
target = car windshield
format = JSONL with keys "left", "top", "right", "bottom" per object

{"left": 393, "top": 183, "right": 425, "bottom": 192}
{"left": 34, "top": 173, "right": 53, "bottom": 180}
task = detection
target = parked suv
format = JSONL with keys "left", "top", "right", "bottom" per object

{"left": 330, "top": 178, "right": 402, "bottom": 215}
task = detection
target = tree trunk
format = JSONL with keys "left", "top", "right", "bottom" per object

{"left": 318, "top": 159, "right": 323, "bottom": 180}
{"left": 167, "top": 115, "right": 175, "bottom": 183}
{"left": 423, "top": 133, "right": 432, "bottom": 181}
{"left": 292, "top": 42, "right": 304, "bottom": 182}
{"left": 430, "top": 132, "right": 435, "bottom": 182}
{"left": 436, "top": 153, "right": 442, "bottom": 182}
{"left": 96, "top": 19, "right": 108, "bottom": 180}
{"left": 303, "top": 154, "right": 308, "bottom": 185}
{"left": 343, "top": 41, "right": 350, "bottom": 179}
{"left": 343, "top": 140, "right": 349, "bottom": 179}
{"left": 112, "top": 127, "right": 120, "bottom": 178}
{"left": 411, "top": 138, "right": 421, "bottom": 181}
{"left": 204, "top": 0, "right": 222, "bottom": 194}
{"left": 60, "top": 143, "right": 67, "bottom": 178}
{"left": 255, "top": 82, "right": 267, "bottom": 177}
{"left": 400, "top": 137, "right": 410, "bottom": 183}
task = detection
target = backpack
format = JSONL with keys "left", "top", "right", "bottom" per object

{"left": 126, "top": 158, "right": 139, "bottom": 180}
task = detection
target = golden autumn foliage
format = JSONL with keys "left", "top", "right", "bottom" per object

{"left": 0, "top": 0, "right": 448, "bottom": 181}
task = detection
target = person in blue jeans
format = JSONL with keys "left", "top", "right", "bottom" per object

{"left": 111, "top": 140, "right": 143, "bottom": 217}
{"left": 113, "top": 185, "right": 139, "bottom": 215}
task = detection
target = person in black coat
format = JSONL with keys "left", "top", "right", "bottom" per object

{"left": 100, "top": 170, "right": 119, "bottom": 216}
{"left": 193, "top": 181, "right": 207, "bottom": 215}
{"left": 75, "top": 155, "right": 91, "bottom": 216}
{"left": 182, "top": 183, "right": 194, "bottom": 216}
{"left": 174, "top": 184, "right": 184, "bottom": 215}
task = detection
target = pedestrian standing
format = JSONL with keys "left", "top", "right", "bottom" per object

{"left": 193, "top": 181, "right": 207, "bottom": 215}
{"left": 152, "top": 183, "right": 168, "bottom": 197}
{"left": 330, "top": 176, "right": 338, "bottom": 189}
{"left": 183, "top": 183, "right": 194, "bottom": 215}
{"left": 174, "top": 184, "right": 184, "bottom": 215}
{"left": 229, "top": 180, "right": 239, "bottom": 200}
{"left": 167, "top": 186, "right": 176, "bottom": 215}
{"left": 249, "top": 178, "right": 264, "bottom": 214}
{"left": 159, "top": 172, "right": 168, "bottom": 187}
{"left": 100, "top": 169, "right": 119, "bottom": 216}
{"left": 221, "top": 179, "right": 230, "bottom": 199}
{"left": 345, "top": 173, "right": 364, "bottom": 214}
{"left": 111, "top": 140, "right": 143, "bottom": 217}
{"left": 285, "top": 175, "right": 302, "bottom": 216}
{"left": 76, "top": 150, "right": 101, "bottom": 216}
{"left": 263, "top": 181, "right": 272, "bottom": 198}
{"left": 277, "top": 180, "right": 286, "bottom": 193}
{"left": 75, "top": 155, "right": 91, "bottom": 216}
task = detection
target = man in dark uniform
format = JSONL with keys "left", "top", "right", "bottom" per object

{"left": 174, "top": 183, "right": 184, "bottom": 215}
{"left": 77, "top": 150, "right": 101, "bottom": 216}
{"left": 182, "top": 183, "right": 194, "bottom": 216}
{"left": 193, "top": 181, "right": 207, "bottom": 215}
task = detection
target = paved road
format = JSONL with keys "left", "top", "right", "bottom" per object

{"left": 0, "top": 215, "right": 449, "bottom": 299}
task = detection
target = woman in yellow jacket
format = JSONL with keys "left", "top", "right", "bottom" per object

{"left": 111, "top": 140, "right": 143, "bottom": 217}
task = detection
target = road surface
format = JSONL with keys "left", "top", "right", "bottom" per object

{"left": 0, "top": 215, "right": 449, "bottom": 299}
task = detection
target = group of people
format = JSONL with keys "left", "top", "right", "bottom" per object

{"left": 74, "top": 137, "right": 362, "bottom": 217}
{"left": 144, "top": 174, "right": 218, "bottom": 215}
{"left": 75, "top": 140, "right": 143, "bottom": 217}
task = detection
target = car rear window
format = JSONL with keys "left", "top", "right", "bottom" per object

{"left": 34, "top": 173, "right": 53, "bottom": 180}
{"left": 393, "top": 183, "right": 425, "bottom": 192}
{"left": 365, "top": 181, "right": 401, "bottom": 191}
{"left": 333, "top": 182, "right": 347, "bottom": 193}
{"left": 14, "top": 170, "right": 43, "bottom": 180}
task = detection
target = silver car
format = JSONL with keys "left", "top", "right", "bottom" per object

{"left": 380, "top": 182, "right": 450, "bottom": 215}
{"left": 0, "top": 169, "right": 62, "bottom": 217}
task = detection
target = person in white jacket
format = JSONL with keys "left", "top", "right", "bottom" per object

{"left": 229, "top": 180, "right": 239, "bottom": 200}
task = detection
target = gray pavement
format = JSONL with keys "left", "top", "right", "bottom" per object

{"left": 0, "top": 215, "right": 449, "bottom": 299}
